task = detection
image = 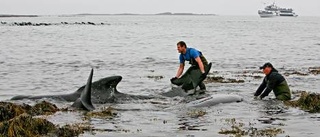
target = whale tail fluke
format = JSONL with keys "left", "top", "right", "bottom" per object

{"left": 71, "top": 68, "right": 95, "bottom": 111}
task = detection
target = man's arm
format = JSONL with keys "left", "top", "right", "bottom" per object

{"left": 254, "top": 79, "right": 266, "bottom": 96}
{"left": 195, "top": 57, "right": 205, "bottom": 74}
{"left": 260, "top": 88, "right": 272, "bottom": 99}
{"left": 175, "top": 63, "right": 184, "bottom": 78}
{"left": 260, "top": 73, "right": 278, "bottom": 98}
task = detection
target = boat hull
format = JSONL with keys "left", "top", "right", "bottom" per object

{"left": 258, "top": 2, "right": 298, "bottom": 18}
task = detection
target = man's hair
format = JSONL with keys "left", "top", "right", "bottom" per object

{"left": 177, "top": 41, "right": 187, "bottom": 48}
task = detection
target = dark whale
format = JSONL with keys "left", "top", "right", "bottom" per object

{"left": 11, "top": 71, "right": 153, "bottom": 104}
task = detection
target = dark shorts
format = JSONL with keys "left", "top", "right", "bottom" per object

{"left": 276, "top": 93, "right": 291, "bottom": 101}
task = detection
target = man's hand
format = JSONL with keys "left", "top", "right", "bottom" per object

{"left": 254, "top": 96, "right": 262, "bottom": 100}
{"left": 170, "top": 77, "right": 178, "bottom": 83}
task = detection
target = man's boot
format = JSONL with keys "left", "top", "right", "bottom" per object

{"left": 198, "top": 82, "right": 206, "bottom": 94}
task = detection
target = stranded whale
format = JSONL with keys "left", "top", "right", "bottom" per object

{"left": 11, "top": 71, "right": 152, "bottom": 104}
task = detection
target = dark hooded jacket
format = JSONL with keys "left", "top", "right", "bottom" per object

{"left": 254, "top": 69, "right": 291, "bottom": 101}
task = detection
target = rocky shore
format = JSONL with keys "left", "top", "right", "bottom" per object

{"left": 0, "top": 21, "right": 107, "bottom": 26}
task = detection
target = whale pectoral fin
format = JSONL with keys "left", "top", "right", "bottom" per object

{"left": 71, "top": 98, "right": 86, "bottom": 110}
{"left": 71, "top": 68, "right": 95, "bottom": 111}
{"left": 160, "top": 86, "right": 188, "bottom": 97}
{"left": 71, "top": 98, "right": 95, "bottom": 111}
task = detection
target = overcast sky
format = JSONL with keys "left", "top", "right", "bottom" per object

{"left": 1, "top": 0, "right": 319, "bottom": 16}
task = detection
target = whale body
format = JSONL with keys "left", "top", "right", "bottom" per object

{"left": 186, "top": 94, "right": 243, "bottom": 108}
{"left": 11, "top": 73, "right": 152, "bottom": 104}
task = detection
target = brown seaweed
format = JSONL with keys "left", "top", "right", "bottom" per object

{"left": 285, "top": 91, "right": 320, "bottom": 113}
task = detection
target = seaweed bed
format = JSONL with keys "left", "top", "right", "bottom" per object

{"left": 219, "top": 118, "right": 284, "bottom": 137}
{"left": 218, "top": 91, "right": 320, "bottom": 136}
{"left": 1, "top": 92, "right": 320, "bottom": 136}
{"left": 2, "top": 91, "right": 319, "bottom": 137}
{"left": 204, "top": 75, "right": 245, "bottom": 83}
{"left": 284, "top": 91, "right": 320, "bottom": 113}
{"left": 0, "top": 101, "right": 116, "bottom": 137}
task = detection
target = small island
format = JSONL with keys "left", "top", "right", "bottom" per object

{"left": 78, "top": 12, "right": 216, "bottom": 16}
{"left": 156, "top": 12, "right": 215, "bottom": 16}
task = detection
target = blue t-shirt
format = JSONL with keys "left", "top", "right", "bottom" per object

{"left": 179, "top": 48, "right": 201, "bottom": 64}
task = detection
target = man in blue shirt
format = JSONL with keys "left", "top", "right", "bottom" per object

{"left": 171, "top": 41, "right": 209, "bottom": 94}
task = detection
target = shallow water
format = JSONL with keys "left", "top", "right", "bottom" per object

{"left": 1, "top": 15, "right": 320, "bottom": 136}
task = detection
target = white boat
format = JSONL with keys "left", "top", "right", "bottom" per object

{"left": 258, "top": 2, "right": 298, "bottom": 18}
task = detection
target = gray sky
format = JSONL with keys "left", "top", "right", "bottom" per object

{"left": 1, "top": 0, "right": 319, "bottom": 16}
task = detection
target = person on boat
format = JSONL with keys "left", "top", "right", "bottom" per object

{"left": 254, "top": 62, "right": 291, "bottom": 101}
{"left": 170, "top": 41, "right": 209, "bottom": 94}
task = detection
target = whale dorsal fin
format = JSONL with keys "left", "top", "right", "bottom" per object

{"left": 71, "top": 68, "right": 95, "bottom": 111}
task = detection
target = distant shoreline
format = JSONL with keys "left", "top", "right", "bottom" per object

{"left": 0, "top": 12, "right": 216, "bottom": 17}
{"left": 0, "top": 14, "right": 38, "bottom": 17}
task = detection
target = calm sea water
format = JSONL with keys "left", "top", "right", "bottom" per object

{"left": 1, "top": 15, "right": 320, "bottom": 137}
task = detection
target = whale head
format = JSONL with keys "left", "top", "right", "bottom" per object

{"left": 87, "top": 75, "right": 123, "bottom": 103}
{"left": 93, "top": 76, "right": 122, "bottom": 90}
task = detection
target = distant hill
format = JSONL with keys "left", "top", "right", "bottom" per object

{"left": 0, "top": 14, "right": 38, "bottom": 17}
{"left": 76, "top": 13, "right": 140, "bottom": 16}
{"left": 78, "top": 12, "right": 216, "bottom": 16}
{"left": 156, "top": 12, "right": 216, "bottom": 16}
